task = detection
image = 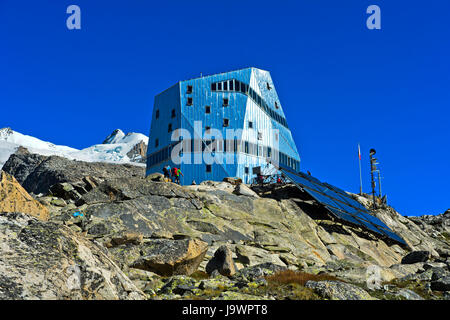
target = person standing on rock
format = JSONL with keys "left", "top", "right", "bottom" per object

{"left": 174, "top": 167, "right": 183, "bottom": 185}
{"left": 170, "top": 166, "right": 176, "bottom": 182}
{"left": 162, "top": 166, "right": 170, "bottom": 182}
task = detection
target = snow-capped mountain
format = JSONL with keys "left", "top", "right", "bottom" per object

{"left": 74, "top": 129, "right": 148, "bottom": 164}
{"left": 0, "top": 127, "right": 148, "bottom": 169}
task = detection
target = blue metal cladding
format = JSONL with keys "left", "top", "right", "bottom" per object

{"left": 278, "top": 163, "right": 407, "bottom": 246}
{"left": 146, "top": 67, "right": 301, "bottom": 185}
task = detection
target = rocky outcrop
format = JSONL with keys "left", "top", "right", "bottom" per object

{"left": 2, "top": 151, "right": 450, "bottom": 300}
{"left": 2, "top": 153, "right": 144, "bottom": 195}
{"left": 401, "top": 251, "right": 431, "bottom": 264}
{"left": 131, "top": 239, "right": 208, "bottom": 276}
{"left": 126, "top": 141, "right": 147, "bottom": 163}
{"left": 0, "top": 212, "right": 145, "bottom": 300}
{"left": 206, "top": 245, "right": 237, "bottom": 276}
{"left": 305, "top": 280, "right": 376, "bottom": 300}
{"left": 408, "top": 210, "right": 450, "bottom": 242}
{"left": 0, "top": 171, "right": 49, "bottom": 221}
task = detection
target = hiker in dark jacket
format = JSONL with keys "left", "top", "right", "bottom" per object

{"left": 162, "top": 166, "right": 170, "bottom": 181}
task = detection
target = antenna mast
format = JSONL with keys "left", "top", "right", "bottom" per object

{"left": 369, "top": 148, "right": 378, "bottom": 209}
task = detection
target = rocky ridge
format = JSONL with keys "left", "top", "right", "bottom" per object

{"left": 0, "top": 150, "right": 449, "bottom": 300}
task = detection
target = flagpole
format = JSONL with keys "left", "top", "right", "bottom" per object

{"left": 358, "top": 143, "right": 363, "bottom": 195}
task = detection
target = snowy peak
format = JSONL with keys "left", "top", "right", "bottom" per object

{"left": 0, "top": 128, "right": 79, "bottom": 169}
{"left": 0, "top": 128, "right": 149, "bottom": 169}
{"left": 103, "top": 129, "right": 148, "bottom": 146}
{"left": 0, "top": 127, "right": 14, "bottom": 138}
{"left": 103, "top": 129, "right": 126, "bottom": 144}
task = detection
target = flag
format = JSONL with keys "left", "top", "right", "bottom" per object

{"left": 358, "top": 144, "right": 361, "bottom": 160}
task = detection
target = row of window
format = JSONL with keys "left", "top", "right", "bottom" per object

{"left": 147, "top": 139, "right": 300, "bottom": 172}
{"left": 155, "top": 108, "right": 176, "bottom": 120}
{"left": 211, "top": 79, "right": 288, "bottom": 128}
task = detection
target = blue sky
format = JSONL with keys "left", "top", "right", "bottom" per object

{"left": 1, "top": 1, "right": 449, "bottom": 216}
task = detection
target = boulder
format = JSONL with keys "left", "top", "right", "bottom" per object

{"left": 235, "top": 245, "right": 287, "bottom": 267}
{"left": 223, "top": 177, "right": 242, "bottom": 185}
{"left": 305, "top": 280, "right": 376, "bottom": 300}
{"left": 146, "top": 172, "right": 165, "bottom": 182}
{"left": 205, "top": 245, "right": 237, "bottom": 277}
{"left": 0, "top": 171, "right": 49, "bottom": 221}
{"left": 234, "top": 184, "right": 259, "bottom": 198}
{"left": 49, "top": 183, "right": 82, "bottom": 201}
{"left": 0, "top": 212, "right": 145, "bottom": 300}
{"left": 50, "top": 198, "right": 67, "bottom": 207}
{"left": 104, "top": 232, "right": 144, "bottom": 248}
{"left": 396, "top": 289, "right": 424, "bottom": 300}
{"left": 401, "top": 251, "right": 431, "bottom": 264}
{"left": 431, "top": 267, "right": 448, "bottom": 281}
{"left": 431, "top": 276, "right": 450, "bottom": 291}
{"left": 131, "top": 238, "right": 208, "bottom": 276}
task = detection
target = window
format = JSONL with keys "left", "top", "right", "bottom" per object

{"left": 258, "top": 131, "right": 262, "bottom": 140}
{"left": 168, "top": 123, "right": 173, "bottom": 132}
{"left": 171, "top": 109, "right": 176, "bottom": 118}
{"left": 266, "top": 82, "right": 272, "bottom": 90}
{"left": 229, "top": 80, "right": 234, "bottom": 91}
{"left": 223, "top": 81, "right": 228, "bottom": 91}
{"left": 217, "top": 82, "right": 222, "bottom": 91}
{"left": 206, "top": 164, "right": 212, "bottom": 173}
{"left": 223, "top": 118, "right": 229, "bottom": 127}
{"left": 235, "top": 80, "right": 240, "bottom": 92}
{"left": 275, "top": 101, "right": 279, "bottom": 109}
{"left": 211, "top": 83, "right": 216, "bottom": 91}
{"left": 245, "top": 167, "right": 249, "bottom": 174}
{"left": 155, "top": 109, "right": 160, "bottom": 119}
{"left": 205, "top": 106, "right": 211, "bottom": 114}
{"left": 155, "top": 139, "right": 159, "bottom": 148}
{"left": 205, "top": 126, "right": 211, "bottom": 133}
{"left": 186, "top": 85, "right": 193, "bottom": 94}
{"left": 248, "top": 121, "right": 253, "bottom": 129}
{"left": 187, "top": 97, "right": 193, "bottom": 106}
{"left": 223, "top": 98, "right": 229, "bottom": 106}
